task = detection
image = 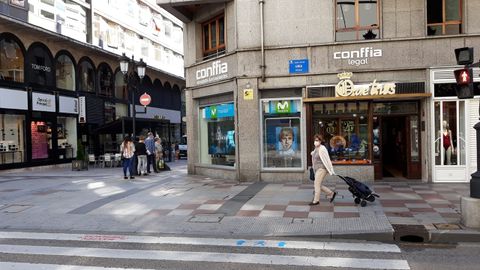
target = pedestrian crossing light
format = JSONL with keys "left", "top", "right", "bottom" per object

{"left": 454, "top": 68, "right": 474, "bottom": 99}
{"left": 455, "top": 47, "right": 474, "bottom": 65}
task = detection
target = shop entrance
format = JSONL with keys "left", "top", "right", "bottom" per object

{"left": 373, "top": 114, "right": 421, "bottom": 180}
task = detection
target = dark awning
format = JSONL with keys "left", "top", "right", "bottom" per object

{"left": 93, "top": 117, "right": 170, "bottom": 135}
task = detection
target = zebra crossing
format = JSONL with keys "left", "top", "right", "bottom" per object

{"left": 0, "top": 231, "right": 410, "bottom": 269}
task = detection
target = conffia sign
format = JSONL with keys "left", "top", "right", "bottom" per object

{"left": 333, "top": 47, "right": 382, "bottom": 66}
{"left": 196, "top": 60, "right": 228, "bottom": 85}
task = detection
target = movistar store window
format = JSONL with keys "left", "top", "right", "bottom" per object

{"left": 261, "top": 98, "right": 302, "bottom": 169}
{"left": 199, "top": 103, "right": 235, "bottom": 166}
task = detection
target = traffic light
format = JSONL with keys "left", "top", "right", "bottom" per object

{"left": 455, "top": 47, "right": 474, "bottom": 65}
{"left": 454, "top": 68, "right": 474, "bottom": 99}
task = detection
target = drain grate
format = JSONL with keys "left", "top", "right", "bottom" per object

{"left": 188, "top": 214, "right": 224, "bottom": 223}
{"left": 433, "top": 223, "right": 462, "bottom": 230}
{"left": 292, "top": 218, "right": 313, "bottom": 224}
{"left": 392, "top": 224, "right": 429, "bottom": 243}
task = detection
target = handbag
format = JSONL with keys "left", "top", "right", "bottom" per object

{"left": 309, "top": 167, "right": 315, "bottom": 181}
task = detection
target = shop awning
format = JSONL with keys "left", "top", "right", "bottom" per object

{"left": 93, "top": 117, "right": 170, "bottom": 135}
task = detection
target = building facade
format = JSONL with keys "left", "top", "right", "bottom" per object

{"left": 159, "top": 0, "right": 480, "bottom": 183}
{"left": 0, "top": 0, "right": 185, "bottom": 170}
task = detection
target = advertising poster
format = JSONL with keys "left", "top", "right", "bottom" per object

{"left": 207, "top": 120, "right": 235, "bottom": 155}
{"left": 275, "top": 126, "right": 298, "bottom": 156}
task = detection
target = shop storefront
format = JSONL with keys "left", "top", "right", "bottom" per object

{"left": 199, "top": 102, "right": 235, "bottom": 167}
{"left": 430, "top": 68, "right": 480, "bottom": 182}
{"left": 0, "top": 88, "right": 27, "bottom": 166}
{"left": 260, "top": 98, "right": 304, "bottom": 170}
{"left": 305, "top": 73, "right": 430, "bottom": 181}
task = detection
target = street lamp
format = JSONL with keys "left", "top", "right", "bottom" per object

{"left": 119, "top": 53, "right": 146, "bottom": 138}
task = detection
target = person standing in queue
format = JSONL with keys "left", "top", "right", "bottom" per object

{"left": 144, "top": 132, "right": 158, "bottom": 173}
{"left": 120, "top": 136, "right": 135, "bottom": 180}
{"left": 309, "top": 134, "right": 337, "bottom": 205}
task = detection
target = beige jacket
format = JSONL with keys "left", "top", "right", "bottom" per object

{"left": 311, "top": 144, "right": 335, "bottom": 175}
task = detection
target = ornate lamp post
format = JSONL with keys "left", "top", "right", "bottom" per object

{"left": 119, "top": 53, "right": 146, "bottom": 138}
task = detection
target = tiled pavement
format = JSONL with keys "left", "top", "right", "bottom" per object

{"left": 0, "top": 161, "right": 474, "bottom": 239}
{"left": 138, "top": 175, "right": 468, "bottom": 228}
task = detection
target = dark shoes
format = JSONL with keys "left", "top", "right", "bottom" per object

{"left": 329, "top": 192, "right": 338, "bottom": 203}
{"left": 130, "top": 176, "right": 135, "bottom": 180}
{"left": 124, "top": 176, "right": 128, "bottom": 180}
{"left": 308, "top": 201, "right": 319, "bottom": 206}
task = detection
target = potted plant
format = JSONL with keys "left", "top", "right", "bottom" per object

{"left": 72, "top": 139, "right": 88, "bottom": 171}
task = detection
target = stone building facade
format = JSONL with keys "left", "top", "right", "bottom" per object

{"left": 159, "top": 0, "right": 480, "bottom": 183}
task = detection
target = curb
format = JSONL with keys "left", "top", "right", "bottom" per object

{"left": 429, "top": 230, "right": 480, "bottom": 243}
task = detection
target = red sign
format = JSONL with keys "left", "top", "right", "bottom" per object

{"left": 139, "top": 92, "right": 151, "bottom": 106}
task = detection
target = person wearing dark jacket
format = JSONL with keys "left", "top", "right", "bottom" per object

{"left": 135, "top": 135, "right": 148, "bottom": 176}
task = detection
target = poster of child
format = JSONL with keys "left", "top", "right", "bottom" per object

{"left": 276, "top": 127, "right": 298, "bottom": 156}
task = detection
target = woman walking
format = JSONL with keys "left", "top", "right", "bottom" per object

{"left": 120, "top": 136, "right": 136, "bottom": 180}
{"left": 310, "top": 134, "right": 337, "bottom": 205}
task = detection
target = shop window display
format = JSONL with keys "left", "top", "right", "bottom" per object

{"left": 262, "top": 99, "right": 302, "bottom": 169}
{"left": 434, "top": 100, "right": 466, "bottom": 166}
{"left": 0, "top": 114, "right": 25, "bottom": 164}
{"left": 199, "top": 103, "right": 235, "bottom": 166}
{"left": 30, "top": 120, "right": 52, "bottom": 160}
{"left": 313, "top": 102, "right": 370, "bottom": 164}
{"left": 57, "top": 117, "right": 76, "bottom": 159}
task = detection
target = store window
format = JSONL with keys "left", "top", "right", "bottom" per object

{"left": 56, "top": 53, "right": 75, "bottom": 91}
{"left": 114, "top": 70, "right": 127, "bottom": 100}
{"left": 26, "top": 43, "right": 55, "bottom": 87}
{"left": 313, "top": 102, "right": 370, "bottom": 164}
{"left": 98, "top": 63, "right": 113, "bottom": 97}
{"left": 0, "top": 114, "right": 25, "bottom": 164}
{"left": 434, "top": 100, "right": 466, "bottom": 166}
{"left": 78, "top": 58, "right": 95, "bottom": 92}
{"left": 202, "top": 14, "right": 225, "bottom": 58}
{"left": 0, "top": 37, "right": 24, "bottom": 83}
{"left": 199, "top": 103, "right": 235, "bottom": 166}
{"left": 31, "top": 120, "right": 53, "bottom": 160}
{"left": 104, "top": 102, "right": 116, "bottom": 123}
{"left": 57, "top": 116, "right": 77, "bottom": 159}
{"left": 427, "top": 0, "right": 462, "bottom": 36}
{"left": 335, "top": 0, "right": 380, "bottom": 41}
{"left": 262, "top": 99, "right": 302, "bottom": 169}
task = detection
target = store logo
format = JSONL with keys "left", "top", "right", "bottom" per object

{"left": 275, "top": 101, "right": 290, "bottom": 113}
{"left": 196, "top": 60, "right": 228, "bottom": 85}
{"left": 36, "top": 97, "right": 52, "bottom": 107}
{"left": 333, "top": 47, "right": 382, "bottom": 66}
{"left": 335, "top": 72, "right": 396, "bottom": 97}
{"left": 31, "top": 63, "right": 51, "bottom": 72}
{"left": 210, "top": 105, "right": 217, "bottom": 119}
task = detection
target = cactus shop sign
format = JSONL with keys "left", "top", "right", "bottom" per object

{"left": 335, "top": 72, "right": 396, "bottom": 97}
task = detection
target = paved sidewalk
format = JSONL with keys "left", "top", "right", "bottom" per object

{"left": 0, "top": 161, "right": 478, "bottom": 243}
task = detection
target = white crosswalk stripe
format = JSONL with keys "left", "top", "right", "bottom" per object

{"left": 0, "top": 231, "right": 410, "bottom": 270}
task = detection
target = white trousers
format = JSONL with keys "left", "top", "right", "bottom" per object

{"left": 313, "top": 168, "right": 333, "bottom": 203}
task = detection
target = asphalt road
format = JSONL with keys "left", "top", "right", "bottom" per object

{"left": 0, "top": 230, "right": 479, "bottom": 269}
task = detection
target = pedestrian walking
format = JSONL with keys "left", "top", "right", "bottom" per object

{"left": 120, "top": 136, "right": 136, "bottom": 180}
{"left": 309, "top": 134, "right": 337, "bottom": 205}
{"left": 135, "top": 135, "right": 148, "bottom": 176}
{"left": 144, "top": 132, "right": 158, "bottom": 173}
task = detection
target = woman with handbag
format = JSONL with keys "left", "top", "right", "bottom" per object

{"left": 309, "top": 134, "right": 337, "bottom": 205}
{"left": 120, "top": 136, "right": 136, "bottom": 180}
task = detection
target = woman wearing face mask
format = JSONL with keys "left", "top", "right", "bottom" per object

{"left": 310, "top": 134, "right": 337, "bottom": 205}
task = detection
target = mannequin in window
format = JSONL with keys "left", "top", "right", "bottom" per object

{"left": 442, "top": 120, "right": 455, "bottom": 165}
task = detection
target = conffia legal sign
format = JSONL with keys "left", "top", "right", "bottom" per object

{"left": 333, "top": 47, "right": 382, "bottom": 66}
